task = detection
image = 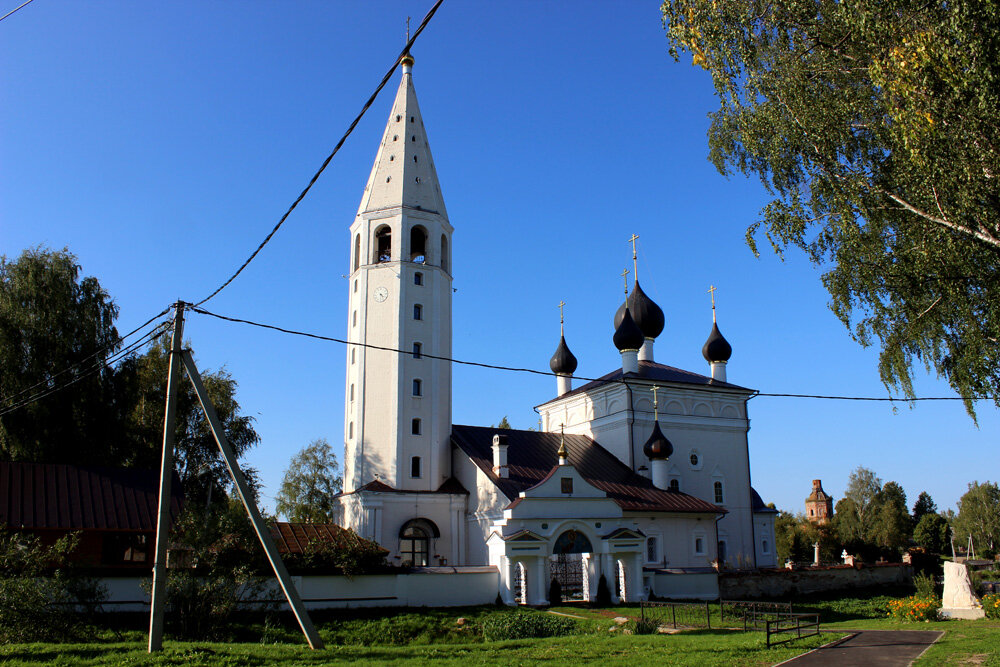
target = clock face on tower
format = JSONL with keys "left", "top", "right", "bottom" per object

{"left": 373, "top": 286, "right": 389, "bottom": 303}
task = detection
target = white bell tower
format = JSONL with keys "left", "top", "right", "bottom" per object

{"left": 343, "top": 54, "right": 453, "bottom": 494}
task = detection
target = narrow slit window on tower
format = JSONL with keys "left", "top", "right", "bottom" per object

{"left": 413, "top": 304, "right": 422, "bottom": 320}
{"left": 411, "top": 135, "right": 416, "bottom": 142}
{"left": 351, "top": 348, "right": 356, "bottom": 364}
{"left": 374, "top": 226, "right": 392, "bottom": 263}
{"left": 410, "top": 226, "right": 427, "bottom": 263}
{"left": 350, "top": 384, "right": 354, "bottom": 401}
{"left": 353, "top": 279, "right": 358, "bottom": 293}
{"left": 412, "top": 342, "right": 422, "bottom": 359}
{"left": 348, "top": 422, "right": 354, "bottom": 439}
{"left": 411, "top": 418, "right": 421, "bottom": 435}
{"left": 353, "top": 233, "right": 360, "bottom": 271}
{"left": 396, "top": 115, "right": 401, "bottom": 122}
{"left": 714, "top": 481, "right": 725, "bottom": 504}
{"left": 413, "top": 155, "right": 417, "bottom": 162}
{"left": 410, "top": 456, "right": 421, "bottom": 478}
{"left": 410, "top": 116, "right": 414, "bottom": 123}
{"left": 414, "top": 272, "right": 423, "bottom": 286}
{"left": 440, "top": 234, "right": 448, "bottom": 272}
{"left": 352, "top": 311, "right": 357, "bottom": 327}
{"left": 412, "top": 379, "right": 422, "bottom": 396}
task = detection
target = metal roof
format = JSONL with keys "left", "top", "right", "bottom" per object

{"left": 0, "top": 462, "right": 182, "bottom": 531}
{"left": 536, "top": 360, "right": 752, "bottom": 408}
{"left": 451, "top": 425, "right": 724, "bottom": 514}
{"left": 269, "top": 522, "right": 386, "bottom": 555}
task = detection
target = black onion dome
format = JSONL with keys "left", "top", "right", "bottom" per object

{"left": 549, "top": 335, "right": 578, "bottom": 375}
{"left": 613, "top": 307, "right": 645, "bottom": 352}
{"left": 642, "top": 420, "right": 673, "bottom": 460}
{"left": 701, "top": 322, "right": 733, "bottom": 363}
{"left": 613, "top": 281, "right": 665, "bottom": 339}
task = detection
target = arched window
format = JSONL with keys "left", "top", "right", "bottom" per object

{"left": 762, "top": 539, "right": 770, "bottom": 555}
{"left": 714, "top": 481, "right": 725, "bottom": 503}
{"left": 398, "top": 519, "right": 439, "bottom": 567}
{"left": 412, "top": 342, "right": 422, "bottom": 359}
{"left": 669, "top": 479, "right": 679, "bottom": 492}
{"left": 410, "top": 456, "right": 421, "bottom": 478}
{"left": 374, "top": 226, "right": 392, "bottom": 263}
{"left": 399, "top": 525, "right": 428, "bottom": 566}
{"left": 694, "top": 537, "right": 705, "bottom": 555}
{"left": 411, "top": 418, "right": 421, "bottom": 435}
{"left": 353, "top": 233, "right": 361, "bottom": 271}
{"left": 410, "top": 226, "right": 427, "bottom": 263}
{"left": 440, "top": 234, "right": 449, "bottom": 272}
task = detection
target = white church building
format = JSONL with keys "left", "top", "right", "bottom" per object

{"left": 332, "top": 54, "right": 777, "bottom": 605}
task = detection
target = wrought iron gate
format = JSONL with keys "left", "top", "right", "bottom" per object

{"left": 550, "top": 553, "right": 584, "bottom": 600}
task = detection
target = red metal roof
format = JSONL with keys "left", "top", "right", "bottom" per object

{"left": 269, "top": 521, "right": 386, "bottom": 555}
{"left": 451, "top": 425, "right": 724, "bottom": 514}
{"left": 0, "top": 462, "right": 183, "bottom": 531}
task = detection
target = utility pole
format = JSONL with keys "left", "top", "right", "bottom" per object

{"left": 148, "top": 301, "right": 184, "bottom": 652}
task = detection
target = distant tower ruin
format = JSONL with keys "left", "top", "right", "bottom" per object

{"left": 805, "top": 479, "right": 833, "bottom": 524}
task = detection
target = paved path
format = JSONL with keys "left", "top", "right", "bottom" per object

{"left": 778, "top": 630, "right": 944, "bottom": 666}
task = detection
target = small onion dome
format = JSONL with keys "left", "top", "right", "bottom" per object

{"left": 614, "top": 281, "right": 665, "bottom": 339}
{"left": 702, "top": 322, "right": 733, "bottom": 363}
{"left": 400, "top": 52, "right": 415, "bottom": 66}
{"left": 613, "top": 307, "right": 645, "bottom": 352}
{"left": 549, "top": 335, "right": 578, "bottom": 375}
{"left": 642, "top": 421, "right": 673, "bottom": 460}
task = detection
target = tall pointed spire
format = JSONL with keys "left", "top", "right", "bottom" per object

{"left": 356, "top": 54, "right": 448, "bottom": 218}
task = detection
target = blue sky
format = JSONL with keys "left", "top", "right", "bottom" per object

{"left": 3, "top": 1, "right": 996, "bottom": 517}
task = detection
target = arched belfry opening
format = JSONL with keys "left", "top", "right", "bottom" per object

{"left": 374, "top": 225, "right": 392, "bottom": 263}
{"left": 440, "top": 234, "right": 449, "bottom": 272}
{"left": 353, "top": 233, "right": 361, "bottom": 271}
{"left": 410, "top": 226, "right": 428, "bottom": 263}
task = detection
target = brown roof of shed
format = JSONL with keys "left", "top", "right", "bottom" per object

{"left": 536, "top": 360, "right": 752, "bottom": 408}
{"left": 451, "top": 425, "right": 723, "bottom": 514}
{"left": 0, "top": 462, "right": 183, "bottom": 531}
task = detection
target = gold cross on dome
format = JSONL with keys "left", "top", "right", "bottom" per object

{"left": 558, "top": 300, "right": 566, "bottom": 334}
{"left": 628, "top": 234, "right": 640, "bottom": 280}
{"left": 708, "top": 285, "right": 718, "bottom": 322}
{"left": 651, "top": 385, "right": 661, "bottom": 419}
{"left": 621, "top": 267, "right": 630, "bottom": 296}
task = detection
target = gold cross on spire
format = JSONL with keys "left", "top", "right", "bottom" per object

{"left": 708, "top": 285, "right": 718, "bottom": 323}
{"left": 557, "top": 423, "right": 567, "bottom": 461}
{"left": 558, "top": 300, "right": 566, "bottom": 335}
{"left": 651, "top": 385, "right": 660, "bottom": 420}
{"left": 621, "top": 267, "right": 630, "bottom": 297}
{"left": 628, "top": 234, "right": 640, "bottom": 281}
{"left": 406, "top": 16, "right": 411, "bottom": 42}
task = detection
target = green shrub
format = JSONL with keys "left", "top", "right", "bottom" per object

{"left": 480, "top": 611, "right": 577, "bottom": 641}
{"left": 913, "top": 571, "right": 937, "bottom": 598}
{"left": 886, "top": 595, "right": 939, "bottom": 622}
{"left": 982, "top": 593, "right": 1000, "bottom": 620}
{"left": 626, "top": 617, "right": 659, "bottom": 635}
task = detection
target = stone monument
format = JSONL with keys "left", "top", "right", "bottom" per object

{"left": 940, "top": 560, "right": 985, "bottom": 619}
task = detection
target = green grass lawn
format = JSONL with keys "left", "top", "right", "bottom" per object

{"left": 3, "top": 587, "right": 999, "bottom": 665}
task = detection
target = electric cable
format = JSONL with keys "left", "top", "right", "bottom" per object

{"left": 0, "top": 318, "right": 171, "bottom": 416}
{"left": 188, "top": 305, "right": 987, "bottom": 403}
{"left": 0, "top": 306, "right": 171, "bottom": 407}
{"left": 191, "top": 0, "right": 445, "bottom": 308}
{"left": 0, "top": 0, "right": 35, "bottom": 23}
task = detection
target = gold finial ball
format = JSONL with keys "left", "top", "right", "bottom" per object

{"left": 400, "top": 53, "right": 415, "bottom": 67}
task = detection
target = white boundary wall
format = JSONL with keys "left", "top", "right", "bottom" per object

{"left": 94, "top": 566, "right": 499, "bottom": 612}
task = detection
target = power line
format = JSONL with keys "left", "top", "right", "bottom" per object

{"left": 0, "top": 306, "right": 171, "bottom": 407}
{"left": 191, "top": 0, "right": 445, "bottom": 308}
{"left": 188, "top": 305, "right": 986, "bottom": 403}
{"left": 0, "top": 319, "right": 170, "bottom": 417}
{"left": 0, "top": 0, "right": 36, "bottom": 23}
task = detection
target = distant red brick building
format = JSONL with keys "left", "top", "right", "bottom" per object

{"left": 805, "top": 479, "right": 833, "bottom": 524}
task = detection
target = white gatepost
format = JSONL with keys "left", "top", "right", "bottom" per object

{"left": 581, "top": 554, "right": 593, "bottom": 602}
{"left": 532, "top": 556, "right": 550, "bottom": 606}
{"left": 502, "top": 556, "right": 517, "bottom": 605}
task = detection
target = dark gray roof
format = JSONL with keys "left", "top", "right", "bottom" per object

{"left": 751, "top": 488, "right": 778, "bottom": 514}
{"left": 452, "top": 425, "right": 723, "bottom": 514}
{"left": 538, "top": 360, "right": 752, "bottom": 408}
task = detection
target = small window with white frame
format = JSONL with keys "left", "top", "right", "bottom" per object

{"left": 694, "top": 534, "right": 706, "bottom": 556}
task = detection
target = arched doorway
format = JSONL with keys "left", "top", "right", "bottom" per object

{"left": 550, "top": 529, "right": 594, "bottom": 601}
{"left": 513, "top": 561, "right": 527, "bottom": 605}
{"left": 398, "top": 518, "right": 440, "bottom": 566}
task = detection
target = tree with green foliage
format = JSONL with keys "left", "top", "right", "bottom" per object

{"left": 911, "top": 492, "right": 938, "bottom": 524}
{"left": 872, "top": 481, "right": 912, "bottom": 553}
{"left": 0, "top": 248, "right": 130, "bottom": 463}
{"left": 953, "top": 481, "right": 1000, "bottom": 558}
{"left": 661, "top": 0, "right": 1000, "bottom": 414}
{"left": 913, "top": 513, "right": 950, "bottom": 554}
{"left": 120, "top": 334, "right": 260, "bottom": 508}
{"left": 275, "top": 438, "right": 342, "bottom": 523}
{"left": 834, "top": 467, "right": 883, "bottom": 545}
{"left": 496, "top": 416, "right": 512, "bottom": 429}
